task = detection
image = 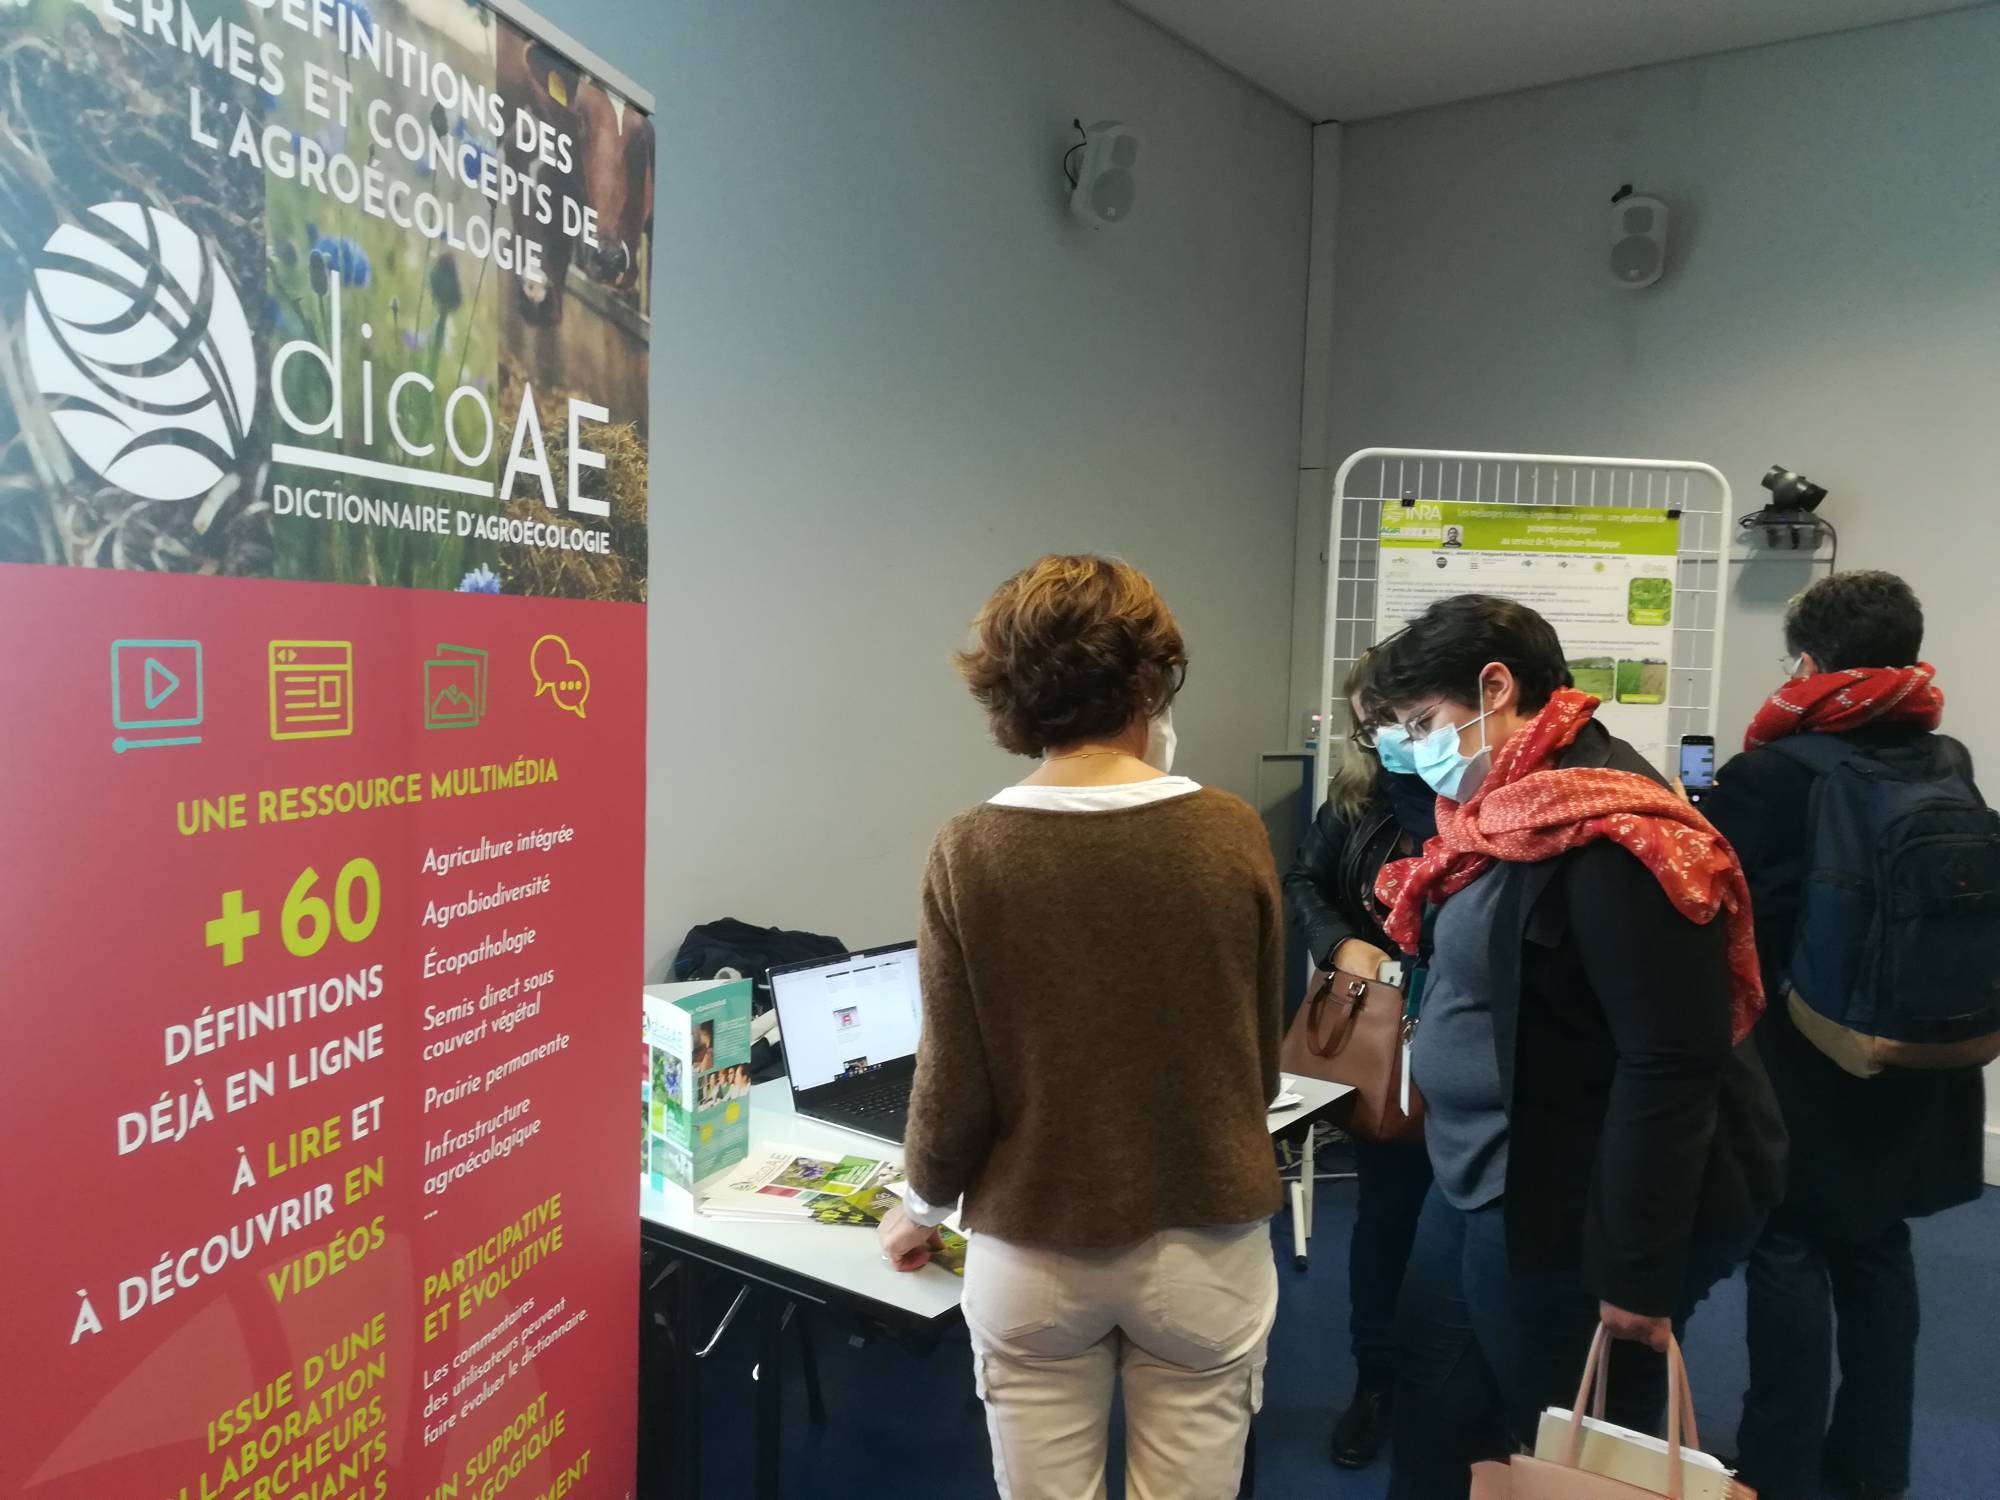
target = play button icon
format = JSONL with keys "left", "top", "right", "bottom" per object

{"left": 110, "top": 639, "right": 204, "bottom": 752}
{"left": 144, "top": 657, "right": 180, "bottom": 711}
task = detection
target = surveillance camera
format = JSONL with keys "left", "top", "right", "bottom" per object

{"left": 1761, "top": 466, "right": 1827, "bottom": 513}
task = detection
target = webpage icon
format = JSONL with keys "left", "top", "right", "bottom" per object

{"left": 269, "top": 640, "right": 354, "bottom": 740}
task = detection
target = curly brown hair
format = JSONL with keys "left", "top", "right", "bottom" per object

{"left": 955, "top": 555, "right": 1186, "bottom": 756}
{"left": 1784, "top": 570, "right": 1923, "bottom": 670}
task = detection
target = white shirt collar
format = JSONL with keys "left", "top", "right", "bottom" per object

{"left": 987, "top": 776, "right": 1203, "bottom": 812}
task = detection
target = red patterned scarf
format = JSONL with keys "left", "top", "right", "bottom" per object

{"left": 1743, "top": 662, "right": 1942, "bottom": 751}
{"left": 1376, "top": 689, "right": 1765, "bottom": 1042}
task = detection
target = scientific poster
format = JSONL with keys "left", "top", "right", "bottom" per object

{"left": 0, "top": 1, "right": 653, "bottom": 1496}
{"left": 1376, "top": 501, "right": 1680, "bottom": 772}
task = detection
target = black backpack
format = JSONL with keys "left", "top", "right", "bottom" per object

{"left": 671, "top": 917, "right": 847, "bottom": 1013}
{"left": 1772, "top": 733, "right": 2000, "bottom": 1076}
{"left": 670, "top": 919, "right": 847, "bottom": 1083}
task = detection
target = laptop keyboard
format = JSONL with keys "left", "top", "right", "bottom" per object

{"left": 838, "top": 1078, "right": 912, "bottom": 1118}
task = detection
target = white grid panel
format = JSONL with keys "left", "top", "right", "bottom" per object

{"left": 1314, "top": 448, "right": 1732, "bottom": 799}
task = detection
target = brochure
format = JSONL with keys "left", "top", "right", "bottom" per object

{"left": 775, "top": 1152, "right": 885, "bottom": 1197}
{"left": 693, "top": 1144, "right": 968, "bottom": 1276}
{"left": 696, "top": 1144, "right": 891, "bottom": 1222}
{"left": 644, "top": 978, "right": 754, "bottom": 1194}
{"left": 696, "top": 1175, "right": 817, "bottom": 1223}
{"left": 818, "top": 1184, "right": 968, "bottom": 1277}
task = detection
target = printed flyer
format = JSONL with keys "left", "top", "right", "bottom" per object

{"left": 1377, "top": 502, "right": 1681, "bottom": 772}
{"left": 0, "top": 2, "right": 653, "bottom": 1497}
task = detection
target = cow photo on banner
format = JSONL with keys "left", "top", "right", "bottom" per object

{"left": 0, "top": 1, "right": 654, "bottom": 1496}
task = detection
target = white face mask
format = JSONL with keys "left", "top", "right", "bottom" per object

{"left": 1144, "top": 705, "right": 1177, "bottom": 774}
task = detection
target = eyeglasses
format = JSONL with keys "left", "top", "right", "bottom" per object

{"left": 1351, "top": 722, "right": 1381, "bottom": 749}
{"left": 1165, "top": 659, "right": 1188, "bottom": 695}
{"left": 1399, "top": 698, "right": 1450, "bottom": 740}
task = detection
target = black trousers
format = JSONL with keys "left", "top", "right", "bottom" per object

{"left": 1350, "top": 1136, "right": 1433, "bottom": 1375}
{"left": 1736, "top": 1216, "right": 1919, "bottom": 1500}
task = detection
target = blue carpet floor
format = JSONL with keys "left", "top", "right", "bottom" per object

{"left": 686, "top": 1181, "right": 1998, "bottom": 1498}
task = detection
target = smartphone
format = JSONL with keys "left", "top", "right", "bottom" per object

{"left": 1678, "top": 735, "right": 1716, "bottom": 803}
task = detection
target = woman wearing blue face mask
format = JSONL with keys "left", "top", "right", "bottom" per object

{"left": 1370, "top": 595, "right": 1786, "bottom": 1500}
{"left": 1282, "top": 649, "right": 1438, "bottom": 1470}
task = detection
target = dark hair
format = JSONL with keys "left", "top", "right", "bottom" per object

{"left": 955, "top": 554, "right": 1185, "bottom": 755}
{"left": 1784, "top": 571, "right": 1923, "bottom": 670}
{"left": 1376, "top": 594, "right": 1570, "bottom": 713}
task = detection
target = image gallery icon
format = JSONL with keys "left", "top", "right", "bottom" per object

{"left": 269, "top": 640, "right": 354, "bottom": 740}
{"left": 110, "top": 639, "right": 203, "bottom": 753}
{"left": 424, "top": 643, "right": 489, "bottom": 730}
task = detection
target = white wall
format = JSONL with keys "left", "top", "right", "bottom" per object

{"left": 1319, "top": 6, "right": 2000, "bottom": 1168}
{"left": 554, "top": 1, "right": 1311, "bottom": 973}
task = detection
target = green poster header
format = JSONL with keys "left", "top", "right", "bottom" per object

{"left": 1379, "top": 502, "right": 1680, "bottom": 557}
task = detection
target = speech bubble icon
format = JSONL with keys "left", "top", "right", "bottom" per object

{"left": 529, "top": 633, "right": 590, "bottom": 718}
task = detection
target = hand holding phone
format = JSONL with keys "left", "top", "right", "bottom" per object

{"left": 1678, "top": 735, "right": 1716, "bottom": 803}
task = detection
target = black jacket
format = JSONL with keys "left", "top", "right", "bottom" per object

{"left": 1282, "top": 773, "right": 1437, "bottom": 967}
{"left": 1702, "top": 725, "right": 1986, "bottom": 1238}
{"left": 1479, "top": 722, "right": 1786, "bottom": 1315}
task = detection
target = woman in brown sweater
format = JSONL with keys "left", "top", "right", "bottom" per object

{"left": 878, "top": 554, "right": 1285, "bottom": 1500}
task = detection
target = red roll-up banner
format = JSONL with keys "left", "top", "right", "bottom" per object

{"left": 0, "top": 3, "right": 654, "bottom": 1496}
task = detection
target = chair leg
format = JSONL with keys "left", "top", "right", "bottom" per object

{"left": 791, "top": 1303, "right": 826, "bottom": 1427}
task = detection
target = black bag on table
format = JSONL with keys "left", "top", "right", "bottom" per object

{"left": 670, "top": 918, "right": 847, "bottom": 1082}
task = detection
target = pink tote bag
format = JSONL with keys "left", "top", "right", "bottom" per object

{"left": 1469, "top": 1327, "right": 1754, "bottom": 1499}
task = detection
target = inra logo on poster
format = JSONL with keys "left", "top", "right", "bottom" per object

{"left": 23, "top": 202, "right": 258, "bottom": 504}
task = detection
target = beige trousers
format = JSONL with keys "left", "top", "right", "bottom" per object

{"left": 961, "top": 1222, "right": 1277, "bottom": 1500}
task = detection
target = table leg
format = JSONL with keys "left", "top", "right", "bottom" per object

{"left": 638, "top": 1251, "right": 673, "bottom": 1500}
{"left": 755, "top": 1290, "right": 783, "bottom": 1500}
{"left": 1301, "top": 1122, "right": 1316, "bottom": 1239}
{"left": 791, "top": 1304, "right": 826, "bottom": 1427}
{"left": 671, "top": 1257, "right": 703, "bottom": 1500}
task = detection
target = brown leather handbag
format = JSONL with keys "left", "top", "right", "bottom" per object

{"left": 1278, "top": 965, "right": 1424, "bottom": 1143}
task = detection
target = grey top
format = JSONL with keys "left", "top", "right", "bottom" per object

{"left": 1410, "top": 867, "right": 1510, "bottom": 1210}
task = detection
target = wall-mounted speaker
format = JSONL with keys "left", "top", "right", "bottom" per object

{"left": 1609, "top": 193, "right": 1668, "bottom": 289}
{"left": 1069, "top": 120, "right": 1141, "bottom": 229}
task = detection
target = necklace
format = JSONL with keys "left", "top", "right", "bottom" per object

{"left": 1044, "top": 749, "right": 1126, "bottom": 763}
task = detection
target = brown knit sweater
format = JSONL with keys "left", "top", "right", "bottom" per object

{"left": 903, "top": 788, "right": 1284, "bottom": 1248}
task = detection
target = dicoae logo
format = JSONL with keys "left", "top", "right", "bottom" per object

{"left": 23, "top": 202, "right": 257, "bottom": 504}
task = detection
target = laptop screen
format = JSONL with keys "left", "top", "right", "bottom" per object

{"left": 771, "top": 943, "right": 923, "bottom": 1091}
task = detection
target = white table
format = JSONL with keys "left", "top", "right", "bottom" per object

{"left": 642, "top": 1076, "right": 1351, "bottom": 1308}
{"left": 640, "top": 1081, "right": 962, "bottom": 1324}
{"left": 639, "top": 1074, "right": 1354, "bottom": 1499}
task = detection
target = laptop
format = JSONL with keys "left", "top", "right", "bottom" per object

{"left": 768, "top": 941, "right": 923, "bottom": 1145}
